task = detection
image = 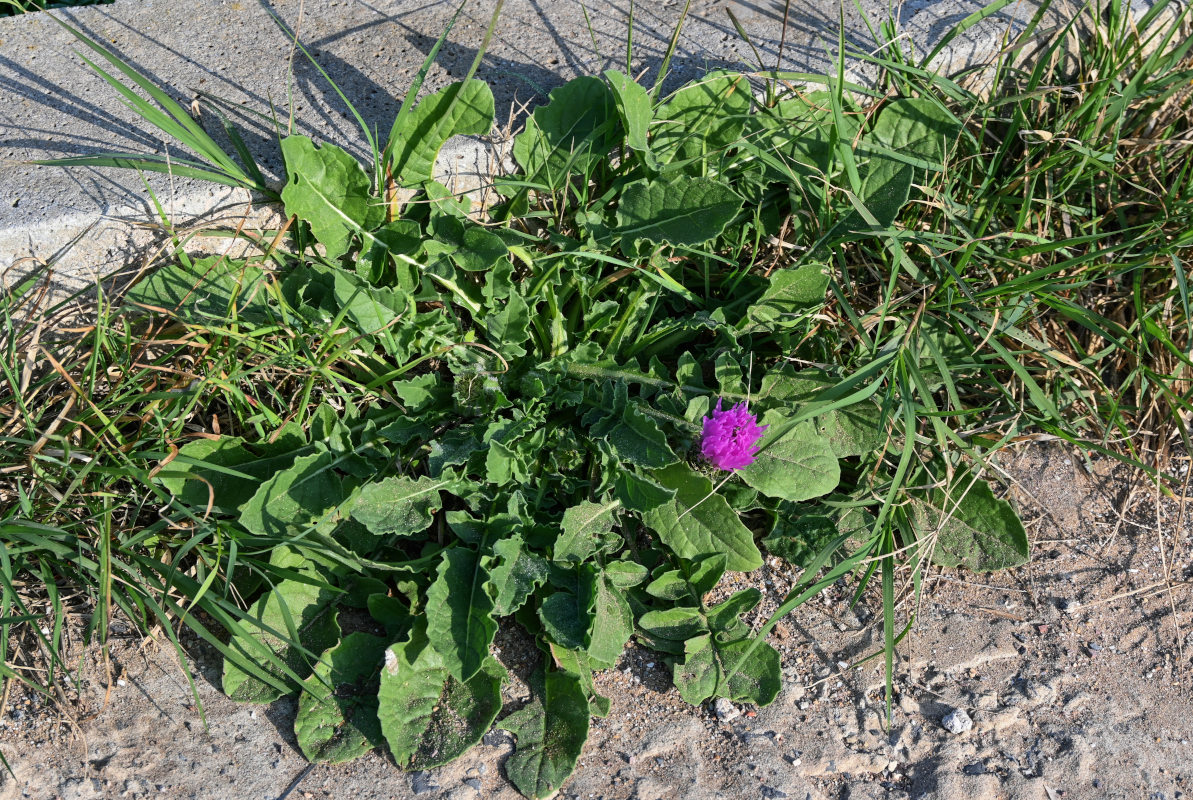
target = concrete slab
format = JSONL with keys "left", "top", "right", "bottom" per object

{"left": 0, "top": 0, "right": 1174, "bottom": 294}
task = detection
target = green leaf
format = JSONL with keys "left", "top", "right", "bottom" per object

{"left": 614, "top": 470, "right": 676, "bottom": 513}
{"left": 644, "top": 463, "right": 763, "bottom": 572}
{"left": 238, "top": 450, "right": 346, "bottom": 537}
{"left": 615, "top": 175, "right": 742, "bottom": 246}
{"left": 637, "top": 606, "right": 708, "bottom": 644}
{"left": 909, "top": 467, "right": 1030, "bottom": 572}
{"left": 425, "top": 547, "right": 497, "bottom": 682}
{"left": 739, "top": 412, "right": 840, "bottom": 502}
{"left": 349, "top": 475, "right": 459, "bottom": 538}
{"left": 294, "top": 633, "right": 387, "bottom": 764}
{"left": 718, "top": 638, "right": 782, "bottom": 704}
{"left": 673, "top": 635, "right": 717, "bottom": 704}
{"left": 815, "top": 403, "right": 887, "bottom": 459}
{"left": 222, "top": 578, "right": 341, "bottom": 703}
{"left": 512, "top": 76, "right": 617, "bottom": 189}
{"left": 377, "top": 624, "right": 504, "bottom": 769}
{"left": 489, "top": 535, "right": 549, "bottom": 617}
{"left": 594, "top": 402, "right": 678, "bottom": 469}
{"left": 388, "top": 79, "right": 495, "bottom": 187}
{"left": 763, "top": 511, "right": 839, "bottom": 569}
{"left": 588, "top": 573, "right": 633, "bottom": 668}
{"left": 673, "top": 635, "right": 781, "bottom": 706}
{"left": 426, "top": 215, "right": 509, "bottom": 272}
{"left": 539, "top": 592, "right": 588, "bottom": 650}
{"left": 745, "top": 262, "right": 830, "bottom": 327}
{"left": 554, "top": 499, "right": 620, "bottom": 563}
{"left": 604, "top": 69, "right": 654, "bottom": 166}
{"left": 603, "top": 559, "right": 650, "bottom": 589}
{"left": 500, "top": 668, "right": 591, "bottom": 800}
{"left": 156, "top": 427, "right": 306, "bottom": 513}
{"left": 844, "top": 98, "right": 961, "bottom": 231}
{"left": 868, "top": 97, "right": 961, "bottom": 169}
{"left": 280, "top": 135, "right": 382, "bottom": 260}
{"left": 848, "top": 157, "right": 912, "bottom": 231}
{"left": 706, "top": 588, "right": 761, "bottom": 640}
{"left": 485, "top": 288, "right": 531, "bottom": 356}
{"left": 124, "top": 256, "right": 270, "bottom": 323}
{"left": 654, "top": 71, "right": 751, "bottom": 166}
{"left": 755, "top": 366, "right": 833, "bottom": 405}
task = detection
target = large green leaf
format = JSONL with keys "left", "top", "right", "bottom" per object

{"left": 615, "top": 175, "right": 742, "bottom": 246}
{"left": 425, "top": 215, "right": 509, "bottom": 272}
{"left": 909, "top": 467, "right": 1030, "bottom": 572}
{"left": 588, "top": 573, "right": 633, "bottom": 668}
{"left": 500, "top": 668, "right": 590, "bottom": 800}
{"left": 349, "top": 475, "right": 459, "bottom": 538}
{"left": 280, "top": 135, "right": 382, "bottom": 260}
{"left": 604, "top": 69, "right": 654, "bottom": 166}
{"left": 739, "top": 412, "right": 840, "bottom": 502}
{"left": 512, "top": 76, "right": 617, "bottom": 189}
{"left": 554, "top": 499, "right": 620, "bottom": 563}
{"left": 763, "top": 510, "right": 839, "bottom": 569}
{"left": 294, "top": 633, "right": 387, "bottom": 764}
{"left": 591, "top": 401, "right": 678, "bottom": 468}
{"left": 124, "top": 256, "right": 270, "bottom": 323}
{"left": 674, "top": 635, "right": 781, "bottom": 706}
{"left": 489, "top": 535, "right": 549, "bottom": 617}
{"left": 614, "top": 470, "right": 676, "bottom": 513}
{"left": 156, "top": 426, "right": 306, "bottom": 513}
{"left": 644, "top": 463, "right": 762, "bottom": 572}
{"left": 238, "top": 450, "right": 346, "bottom": 537}
{"left": 654, "top": 71, "right": 751, "bottom": 167}
{"left": 867, "top": 97, "right": 961, "bottom": 169}
{"left": 377, "top": 625, "right": 504, "bottom": 770}
{"left": 222, "top": 577, "right": 341, "bottom": 704}
{"left": 388, "top": 79, "right": 495, "bottom": 187}
{"left": 425, "top": 547, "right": 497, "bottom": 682}
{"left": 844, "top": 98, "right": 961, "bottom": 231}
{"left": 539, "top": 592, "right": 588, "bottom": 651}
{"left": 816, "top": 403, "right": 887, "bottom": 459}
{"left": 745, "top": 262, "right": 830, "bottom": 327}
{"left": 485, "top": 287, "right": 532, "bottom": 357}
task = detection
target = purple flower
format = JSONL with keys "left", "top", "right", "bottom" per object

{"left": 700, "top": 399, "right": 767, "bottom": 471}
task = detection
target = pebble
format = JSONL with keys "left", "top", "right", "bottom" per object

{"left": 941, "top": 708, "right": 974, "bottom": 734}
{"left": 713, "top": 698, "right": 741, "bottom": 723}
{"left": 482, "top": 729, "right": 510, "bottom": 747}
{"left": 411, "top": 771, "right": 439, "bottom": 795}
{"left": 462, "top": 778, "right": 482, "bottom": 791}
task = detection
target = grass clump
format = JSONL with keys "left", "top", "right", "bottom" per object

{"left": 2, "top": 0, "right": 1192, "bottom": 794}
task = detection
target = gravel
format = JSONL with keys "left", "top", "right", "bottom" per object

{"left": 941, "top": 708, "right": 974, "bottom": 735}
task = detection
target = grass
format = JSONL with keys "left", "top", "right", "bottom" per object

{"left": 1, "top": 0, "right": 1192, "bottom": 788}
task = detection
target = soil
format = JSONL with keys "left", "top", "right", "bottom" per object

{"left": 1, "top": 442, "right": 1191, "bottom": 800}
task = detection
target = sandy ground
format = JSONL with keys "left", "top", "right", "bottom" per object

{"left": 1, "top": 442, "right": 1191, "bottom": 800}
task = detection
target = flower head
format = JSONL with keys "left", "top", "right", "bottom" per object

{"left": 700, "top": 399, "right": 767, "bottom": 471}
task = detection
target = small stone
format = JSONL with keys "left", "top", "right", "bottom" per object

{"left": 963, "top": 762, "right": 986, "bottom": 776}
{"left": 482, "top": 729, "right": 510, "bottom": 747}
{"left": 713, "top": 697, "right": 741, "bottom": 723}
{"left": 462, "top": 778, "right": 482, "bottom": 792}
{"left": 941, "top": 708, "right": 974, "bottom": 734}
{"left": 761, "top": 787, "right": 788, "bottom": 799}
{"left": 411, "top": 771, "right": 439, "bottom": 795}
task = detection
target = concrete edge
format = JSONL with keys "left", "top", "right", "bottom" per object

{"left": 2, "top": 0, "right": 1189, "bottom": 304}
